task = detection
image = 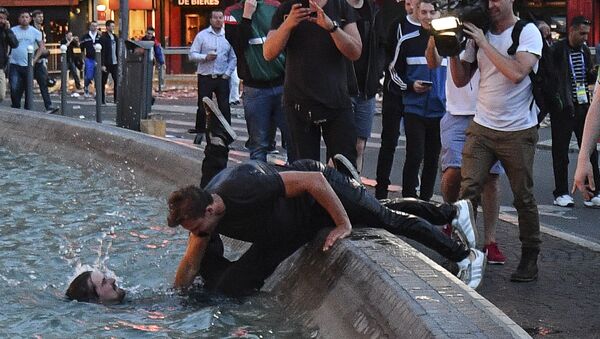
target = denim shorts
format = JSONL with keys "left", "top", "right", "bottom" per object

{"left": 440, "top": 113, "right": 504, "bottom": 174}
{"left": 351, "top": 96, "right": 376, "bottom": 140}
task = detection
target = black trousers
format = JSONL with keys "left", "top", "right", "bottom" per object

{"left": 195, "top": 75, "right": 230, "bottom": 133}
{"left": 101, "top": 63, "right": 118, "bottom": 103}
{"left": 375, "top": 88, "right": 404, "bottom": 197}
{"left": 285, "top": 104, "right": 358, "bottom": 167}
{"left": 402, "top": 113, "right": 442, "bottom": 201}
{"left": 551, "top": 104, "right": 600, "bottom": 197}
{"left": 200, "top": 159, "right": 468, "bottom": 297}
{"left": 34, "top": 62, "right": 52, "bottom": 110}
{"left": 67, "top": 61, "right": 81, "bottom": 89}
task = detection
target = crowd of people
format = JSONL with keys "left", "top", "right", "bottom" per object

{"left": 0, "top": 8, "right": 165, "bottom": 108}
{"left": 1, "top": 1, "right": 599, "bottom": 304}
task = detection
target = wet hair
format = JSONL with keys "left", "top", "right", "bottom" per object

{"left": 570, "top": 16, "right": 591, "bottom": 28}
{"left": 65, "top": 271, "right": 99, "bottom": 302}
{"left": 167, "top": 185, "right": 213, "bottom": 227}
{"left": 31, "top": 9, "right": 43, "bottom": 18}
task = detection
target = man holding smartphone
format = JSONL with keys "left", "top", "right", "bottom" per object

{"left": 391, "top": 0, "right": 446, "bottom": 201}
{"left": 264, "top": 0, "right": 362, "bottom": 172}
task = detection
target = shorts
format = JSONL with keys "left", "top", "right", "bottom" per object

{"left": 351, "top": 95, "right": 376, "bottom": 140}
{"left": 440, "top": 113, "right": 504, "bottom": 174}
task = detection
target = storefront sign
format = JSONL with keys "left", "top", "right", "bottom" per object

{"left": 175, "top": 0, "right": 220, "bottom": 6}
{"left": 1, "top": 0, "right": 76, "bottom": 6}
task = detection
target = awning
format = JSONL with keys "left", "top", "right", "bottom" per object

{"left": 2, "top": 0, "right": 76, "bottom": 6}
{"left": 109, "top": 0, "right": 154, "bottom": 10}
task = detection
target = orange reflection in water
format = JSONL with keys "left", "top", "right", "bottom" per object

{"left": 117, "top": 320, "right": 162, "bottom": 332}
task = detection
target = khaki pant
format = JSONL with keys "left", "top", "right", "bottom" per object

{"left": 0, "top": 70, "right": 6, "bottom": 103}
{"left": 460, "top": 121, "right": 541, "bottom": 250}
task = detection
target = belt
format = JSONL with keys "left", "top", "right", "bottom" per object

{"left": 200, "top": 74, "right": 224, "bottom": 79}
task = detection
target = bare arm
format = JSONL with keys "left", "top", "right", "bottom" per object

{"left": 264, "top": 3, "right": 309, "bottom": 61}
{"left": 32, "top": 39, "right": 45, "bottom": 64}
{"left": 425, "top": 36, "right": 442, "bottom": 69}
{"left": 573, "top": 83, "right": 600, "bottom": 198}
{"left": 279, "top": 171, "right": 351, "bottom": 251}
{"left": 464, "top": 22, "right": 538, "bottom": 84}
{"left": 173, "top": 233, "right": 209, "bottom": 289}
{"left": 450, "top": 56, "right": 474, "bottom": 88}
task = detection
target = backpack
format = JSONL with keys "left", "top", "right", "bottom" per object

{"left": 507, "top": 20, "right": 563, "bottom": 123}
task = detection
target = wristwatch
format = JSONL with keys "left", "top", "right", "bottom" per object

{"left": 329, "top": 21, "right": 339, "bottom": 33}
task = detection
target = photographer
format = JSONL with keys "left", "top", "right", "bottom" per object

{"left": 450, "top": 0, "right": 542, "bottom": 282}
{"left": 60, "top": 31, "right": 82, "bottom": 91}
{"left": 264, "top": 0, "right": 362, "bottom": 169}
{"left": 0, "top": 7, "right": 18, "bottom": 103}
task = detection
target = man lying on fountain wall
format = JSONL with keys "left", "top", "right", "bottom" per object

{"left": 66, "top": 270, "right": 126, "bottom": 304}
{"left": 167, "top": 157, "right": 486, "bottom": 297}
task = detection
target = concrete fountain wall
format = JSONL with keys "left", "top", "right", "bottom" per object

{"left": 0, "top": 108, "right": 529, "bottom": 338}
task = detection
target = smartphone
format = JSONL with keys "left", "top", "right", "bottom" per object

{"left": 420, "top": 80, "right": 433, "bottom": 87}
{"left": 300, "top": 0, "right": 310, "bottom": 8}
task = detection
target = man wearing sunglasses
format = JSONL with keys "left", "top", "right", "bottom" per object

{"left": 549, "top": 16, "right": 599, "bottom": 208}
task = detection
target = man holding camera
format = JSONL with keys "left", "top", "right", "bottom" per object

{"left": 451, "top": 0, "right": 543, "bottom": 282}
{"left": 264, "top": 0, "right": 362, "bottom": 169}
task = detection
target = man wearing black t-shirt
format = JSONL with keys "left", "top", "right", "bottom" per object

{"left": 264, "top": 0, "right": 362, "bottom": 169}
{"left": 167, "top": 159, "right": 486, "bottom": 297}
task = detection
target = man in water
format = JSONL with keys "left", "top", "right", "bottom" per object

{"left": 66, "top": 270, "right": 125, "bottom": 304}
{"left": 167, "top": 157, "right": 486, "bottom": 297}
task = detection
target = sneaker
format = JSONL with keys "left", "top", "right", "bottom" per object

{"left": 484, "top": 242, "right": 506, "bottom": 265}
{"left": 46, "top": 107, "right": 59, "bottom": 114}
{"left": 584, "top": 194, "right": 600, "bottom": 208}
{"left": 451, "top": 200, "right": 478, "bottom": 249}
{"left": 202, "top": 97, "right": 237, "bottom": 145}
{"left": 553, "top": 194, "right": 574, "bottom": 207}
{"left": 456, "top": 248, "right": 486, "bottom": 289}
{"left": 332, "top": 154, "right": 362, "bottom": 184}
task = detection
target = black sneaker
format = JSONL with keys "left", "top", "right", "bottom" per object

{"left": 203, "top": 97, "right": 237, "bottom": 145}
{"left": 332, "top": 154, "right": 362, "bottom": 185}
{"left": 46, "top": 107, "right": 59, "bottom": 114}
{"left": 193, "top": 133, "right": 204, "bottom": 145}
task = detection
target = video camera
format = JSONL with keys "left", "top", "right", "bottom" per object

{"left": 430, "top": 0, "right": 490, "bottom": 57}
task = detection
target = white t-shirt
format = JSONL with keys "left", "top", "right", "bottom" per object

{"left": 463, "top": 22, "right": 542, "bottom": 131}
{"left": 446, "top": 43, "right": 480, "bottom": 116}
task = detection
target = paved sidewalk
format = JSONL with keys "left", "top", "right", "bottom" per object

{"left": 391, "top": 186, "right": 600, "bottom": 338}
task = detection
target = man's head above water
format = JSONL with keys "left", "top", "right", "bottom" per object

{"left": 66, "top": 270, "right": 126, "bottom": 304}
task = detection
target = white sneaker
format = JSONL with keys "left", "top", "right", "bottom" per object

{"left": 583, "top": 195, "right": 600, "bottom": 208}
{"left": 456, "top": 249, "right": 486, "bottom": 289}
{"left": 451, "top": 200, "right": 478, "bottom": 249}
{"left": 553, "top": 194, "right": 574, "bottom": 207}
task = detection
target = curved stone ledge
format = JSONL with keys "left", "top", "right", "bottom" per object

{"left": 0, "top": 108, "right": 529, "bottom": 338}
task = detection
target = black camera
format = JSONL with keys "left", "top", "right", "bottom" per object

{"left": 430, "top": 0, "right": 490, "bottom": 57}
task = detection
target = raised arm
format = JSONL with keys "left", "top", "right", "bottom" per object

{"left": 279, "top": 171, "right": 351, "bottom": 251}
{"left": 425, "top": 36, "right": 442, "bottom": 68}
{"left": 264, "top": 3, "right": 309, "bottom": 61}
{"left": 464, "top": 22, "right": 539, "bottom": 84}
{"left": 174, "top": 233, "right": 209, "bottom": 289}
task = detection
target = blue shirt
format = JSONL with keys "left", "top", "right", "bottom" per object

{"left": 189, "top": 26, "right": 236, "bottom": 76}
{"left": 9, "top": 25, "right": 42, "bottom": 66}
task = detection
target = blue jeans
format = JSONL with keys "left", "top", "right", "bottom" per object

{"left": 9, "top": 64, "right": 29, "bottom": 109}
{"left": 243, "top": 85, "right": 291, "bottom": 162}
{"left": 351, "top": 95, "right": 376, "bottom": 140}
